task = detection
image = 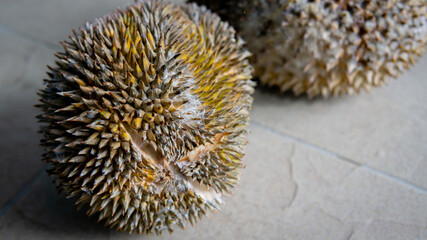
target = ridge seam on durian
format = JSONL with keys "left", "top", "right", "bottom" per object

{"left": 123, "top": 123, "right": 222, "bottom": 203}
{"left": 173, "top": 75, "right": 205, "bottom": 128}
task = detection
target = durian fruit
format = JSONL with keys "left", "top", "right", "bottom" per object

{"left": 193, "top": 0, "right": 427, "bottom": 98}
{"left": 37, "top": 0, "right": 254, "bottom": 234}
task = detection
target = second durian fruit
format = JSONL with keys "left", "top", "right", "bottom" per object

{"left": 194, "top": 0, "right": 427, "bottom": 98}
{"left": 37, "top": 0, "right": 254, "bottom": 234}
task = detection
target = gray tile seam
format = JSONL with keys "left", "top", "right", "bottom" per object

{"left": 0, "top": 167, "right": 45, "bottom": 218}
{"left": 250, "top": 120, "right": 427, "bottom": 194}
{"left": 0, "top": 23, "right": 59, "bottom": 51}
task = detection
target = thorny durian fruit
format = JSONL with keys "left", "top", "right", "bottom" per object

{"left": 193, "top": 0, "right": 427, "bottom": 98}
{"left": 37, "top": 0, "right": 254, "bottom": 234}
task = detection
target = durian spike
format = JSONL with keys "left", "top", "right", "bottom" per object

{"left": 37, "top": 0, "right": 254, "bottom": 234}
{"left": 192, "top": 0, "right": 427, "bottom": 98}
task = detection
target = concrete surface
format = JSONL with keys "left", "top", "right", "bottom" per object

{"left": 0, "top": 0, "right": 426, "bottom": 239}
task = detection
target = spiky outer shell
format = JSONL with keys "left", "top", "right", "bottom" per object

{"left": 37, "top": 0, "right": 254, "bottom": 234}
{"left": 193, "top": 0, "right": 427, "bottom": 98}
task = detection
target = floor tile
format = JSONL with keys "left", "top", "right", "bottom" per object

{"left": 0, "top": 173, "right": 112, "bottom": 240}
{"left": 251, "top": 56, "right": 427, "bottom": 189}
{"left": 0, "top": 1, "right": 425, "bottom": 238}
{"left": 0, "top": 31, "right": 55, "bottom": 207}
{"left": 0, "top": 0, "right": 183, "bottom": 47}
{"left": 1, "top": 126, "right": 425, "bottom": 240}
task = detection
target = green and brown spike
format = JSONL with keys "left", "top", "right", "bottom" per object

{"left": 37, "top": 0, "right": 254, "bottom": 234}
{"left": 193, "top": 0, "right": 427, "bottom": 98}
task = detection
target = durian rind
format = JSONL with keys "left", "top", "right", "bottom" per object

{"left": 37, "top": 0, "right": 254, "bottom": 234}
{"left": 194, "top": 0, "right": 427, "bottom": 98}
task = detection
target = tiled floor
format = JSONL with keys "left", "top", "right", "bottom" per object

{"left": 0, "top": 0, "right": 426, "bottom": 239}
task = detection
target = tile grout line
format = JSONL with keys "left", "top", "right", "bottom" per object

{"left": 250, "top": 120, "right": 357, "bottom": 163}
{"left": 250, "top": 120, "right": 427, "bottom": 194}
{"left": 0, "top": 23, "right": 59, "bottom": 51}
{"left": 0, "top": 167, "right": 45, "bottom": 218}
{"left": 360, "top": 165, "right": 427, "bottom": 194}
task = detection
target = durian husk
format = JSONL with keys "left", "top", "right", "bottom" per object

{"left": 193, "top": 0, "right": 427, "bottom": 98}
{"left": 37, "top": 0, "right": 254, "bottom": 234}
